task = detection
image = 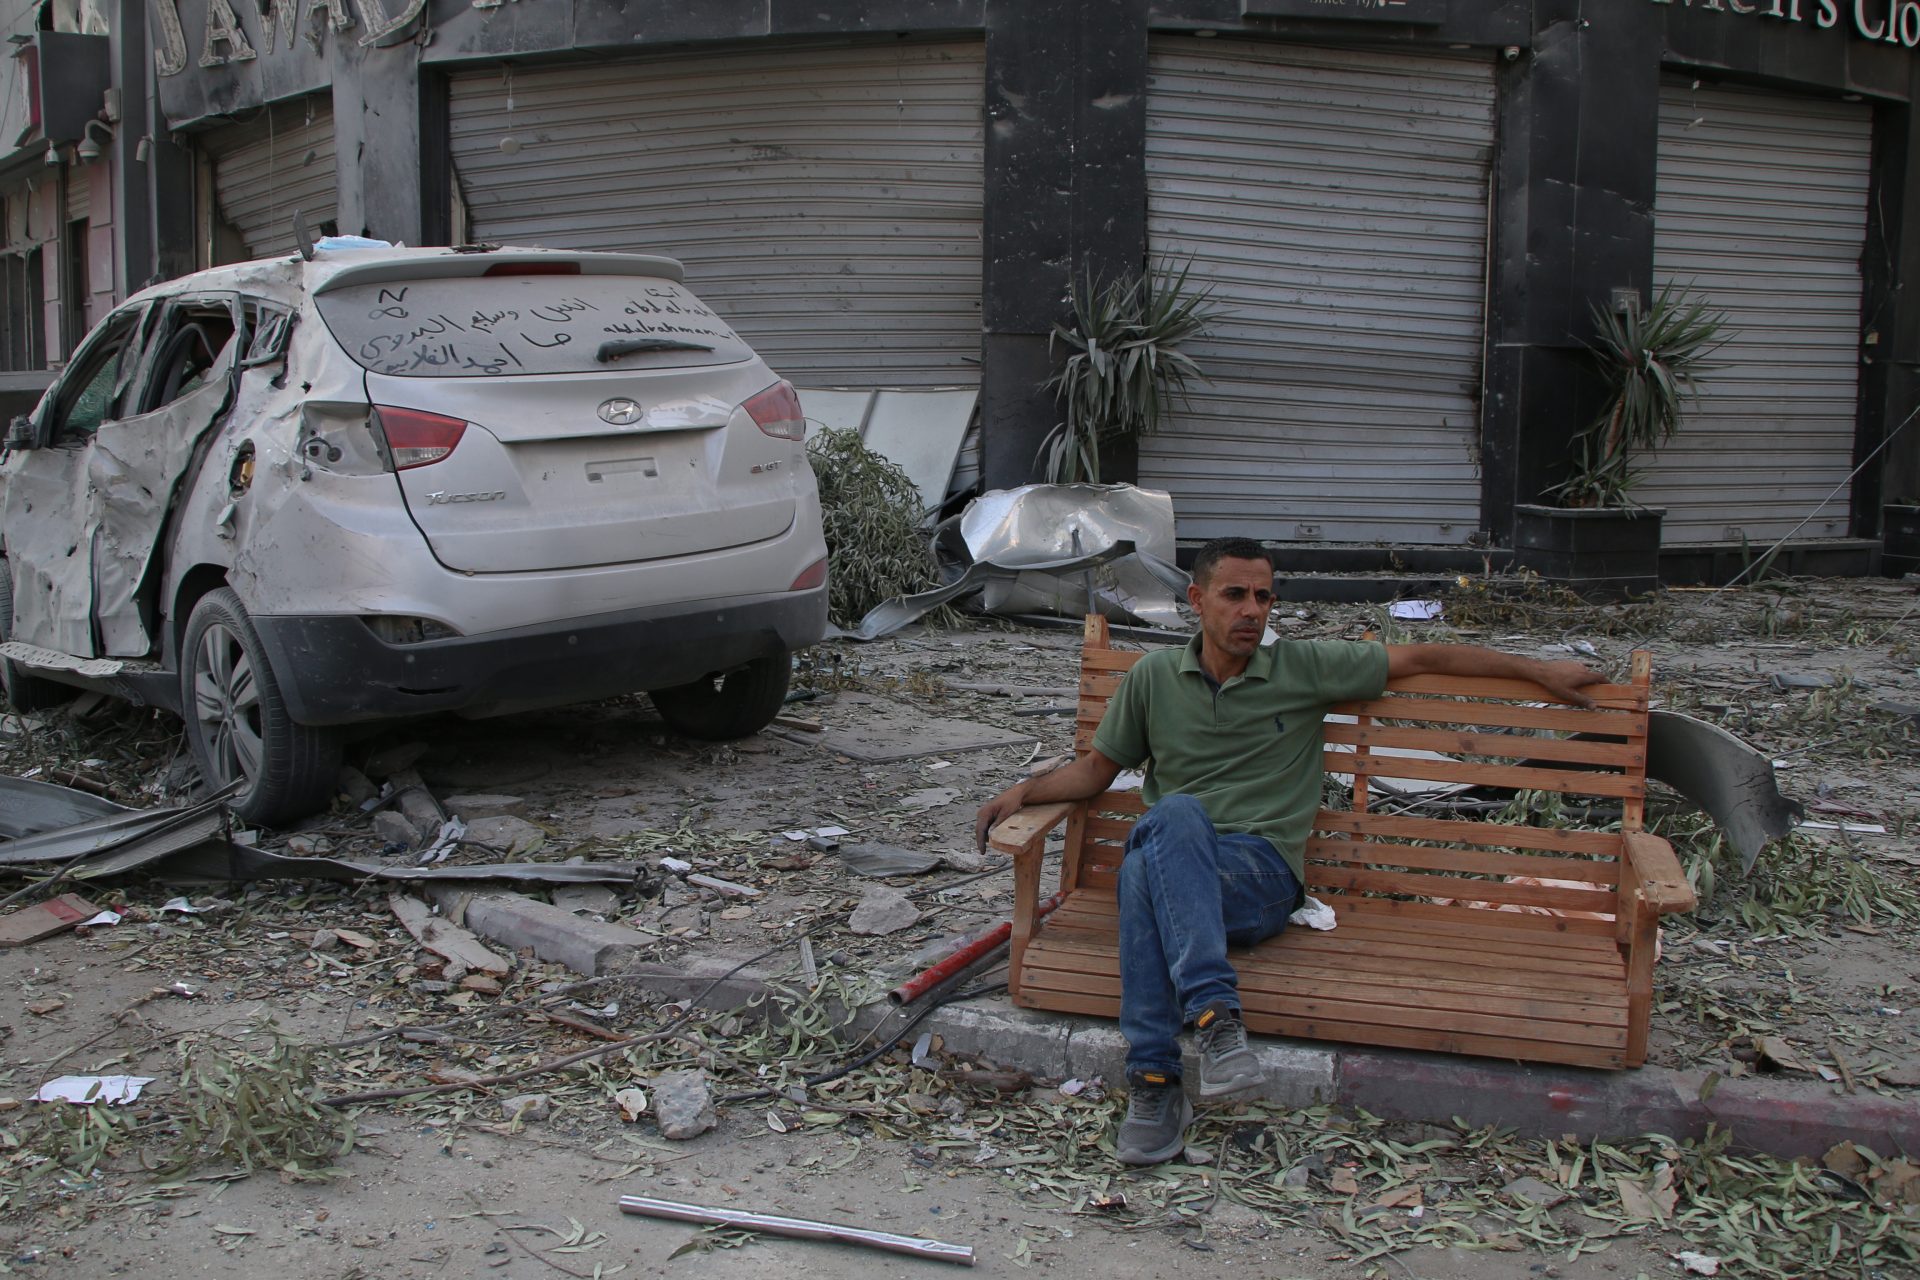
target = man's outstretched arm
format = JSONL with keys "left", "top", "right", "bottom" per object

{"left": 973, "top": 748, "right": 1125, "bottom": 851}
{"left": 1386, "top": 644, "right": 1607, "bottom": 708}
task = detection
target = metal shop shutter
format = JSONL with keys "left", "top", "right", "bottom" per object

{"left": 1142, "top": 38, "right": 1496, "bottom": 545}
{"left": 447, "top": 41, "right": 985, "bottom": 388}
{"left": 1642, "top": 81, "right": 1871, "bottom": 546}
{"left": 203, "top": 97, "right": 338, "bottom": 263}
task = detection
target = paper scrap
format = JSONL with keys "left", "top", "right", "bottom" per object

{"left": 80, "top": 911, "right": 122, "bottom": 928}
{"left": 36, "top": 1075, "right": 155, "bottom": 1105}
{"left": 1388, "top": 600, "right": 1444, "bottom": 621}
{"left": 1289, "top": 895, "right": 1338, "bottom": 931}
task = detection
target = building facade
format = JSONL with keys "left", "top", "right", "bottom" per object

{"left": 8, "top": 0, "right": 1920, "bottom": 577}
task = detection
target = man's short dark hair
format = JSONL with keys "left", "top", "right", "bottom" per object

{"left": 1192, "top": 537, "right": 1274, "bottom": 585}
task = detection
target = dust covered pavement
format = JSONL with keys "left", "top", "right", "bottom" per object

{"left": 0, "top": 575, "right": 1917, "bottom": 1276}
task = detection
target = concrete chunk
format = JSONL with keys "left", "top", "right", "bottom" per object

{"left": 653, "top": 1070, "right": 716, "bottom": 1140}
{"left": 422, "top": 885, "right": 644, "bottom": 977}
{"left": 445, "top": 793, "right": 527, "bottom": 820}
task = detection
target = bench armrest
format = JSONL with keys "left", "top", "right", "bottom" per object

{"left": 989, "top": 802, "right": 1075, "bottom": 862}
{"left": 1624, "top": 832, "right": 1696, "bottom": 915}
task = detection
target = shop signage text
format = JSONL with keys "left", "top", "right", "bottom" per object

{"left": 150, "top": 0, "right": 520, "bottom": 75}
{"left": 1651, "top": 0, "right": 1920, "bottom": 48}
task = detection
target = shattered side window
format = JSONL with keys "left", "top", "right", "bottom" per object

{"left": 53, "top": 309, "right": 144, "bottom": 440}
{"left": 141, "top": 304, "right": 239, "bottom": 414}
{"left": 242, "top": 306, "right": 292, "bottom": 366}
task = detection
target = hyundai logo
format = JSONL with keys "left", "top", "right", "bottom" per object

{"left": 598, "top": 398, "right": 644, "bottom": 426}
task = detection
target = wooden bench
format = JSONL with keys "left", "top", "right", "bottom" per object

{"left": 990, "top": 617, "right": 1697, "bottom": 1070}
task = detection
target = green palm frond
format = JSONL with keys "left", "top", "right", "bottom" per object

{"left": 1038, "top": 259, "right": 1226, "bottom": 483}
{"left": 1552, "top": 283, "right": 1730, "bottom": 508}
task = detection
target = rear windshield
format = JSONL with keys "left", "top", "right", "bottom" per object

{"left": 314, "top": 273, "right": 754, "bottom": 378}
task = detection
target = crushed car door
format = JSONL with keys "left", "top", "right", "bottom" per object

{"left": 0, "top": 307, "right": 148, "bottom": 656}
{"left": 88, "top": 297, "right": 241, "bottom": 656}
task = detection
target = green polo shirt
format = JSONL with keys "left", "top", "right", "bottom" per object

{"left": 1091, "top": 634, "right": 1389, "bottom": 881}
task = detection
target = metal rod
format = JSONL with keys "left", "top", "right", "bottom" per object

{"left": 617, "top": 1195, "right": 974, "bottom": 1266}
{"left": 886, "top": 892, "right": 1064, "bottom": 1006}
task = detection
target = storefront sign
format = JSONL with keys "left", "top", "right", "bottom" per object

{"left": 148, "top": 0, "right": 430, "bottom": 74}
{"left": 1651, "top": 0, "right": 1920, "bottom": 49}
{"left": 1242, "top": 0, "right": 1448, "bottom": 22}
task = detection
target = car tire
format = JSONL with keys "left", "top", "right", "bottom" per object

{"left": 0, "top": 558, "right": 74, "bottom": 712}
{"left": 181, "top": 587, "right": 340, "bottom": 826}
{"left": 650, "top": 652, "right": 792, "bottom": 741}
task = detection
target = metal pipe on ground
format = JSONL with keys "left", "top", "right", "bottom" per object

{"left": 886, "top": 892, "right": 1063, "bottom": 1006}
{"left": 617, "top": 1195, "right": 975, "bottom": 1266}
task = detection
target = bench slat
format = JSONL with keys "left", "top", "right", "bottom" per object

{"left": 1369, "top": 673, "right": 1647, "bottom": 707}
{"left": 1311, "top": 866, "right": 1619, "bottom": 913}
{"left": 1324, "top": 751, "right": 1644, "bottom": 799}
{"left": 1330, "top": 696, "right": 1642, "bottom": 735}
{"left": 1306, "top": 838, "right": 1620, "bottom": 885}
{"left": 1018, "top": 953, "right": 1629, "bottom": 1048}
{"left": 1045, "top": 893, "right": 1626, "bottom": 973}
{"left": 1311, "top": 809, "right": 1623, "bottom": 857}
{"left": 1326, "top": 893, "right": 1619, "bottom": 937}
{"left": 1323, "top": 722, "right": 1644, "bottom": 768}
{"left": 1020, "top": 949, "right": 1628, "bottom": 1028}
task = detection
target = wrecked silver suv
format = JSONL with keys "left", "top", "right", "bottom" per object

{"left": 0, "top": 247, "right": 829, "bottom": 824}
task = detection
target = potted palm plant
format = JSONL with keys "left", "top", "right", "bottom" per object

{"left": 1038, "top": 261, "right": 1220, "bottom": 484}
{"left": 1514, "top": 284, "right": 1729, "bottom": 596}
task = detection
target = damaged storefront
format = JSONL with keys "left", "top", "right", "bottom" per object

{"left": 22, "top": 0, "right": 1920, "bottom": 581}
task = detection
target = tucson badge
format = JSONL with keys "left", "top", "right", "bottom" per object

{"left": 598, "top": 397, "right": 644, "bottom": 426}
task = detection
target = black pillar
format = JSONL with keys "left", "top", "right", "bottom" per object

{"left": 1481, "top": 0, "right": 1662, "bottom": 542}
{"left": 330, "top": 40, "right": 425, "bottom": 245}
{"left": 1869, "top": 81, "right": 1920, "bottom": 523}
{"left": 979, "top": 0, "right": 1148, "bottom": 490}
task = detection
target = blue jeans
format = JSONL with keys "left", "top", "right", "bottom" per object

{"left": 1116, "top": 794, "right": 1300, "bottom": 1078}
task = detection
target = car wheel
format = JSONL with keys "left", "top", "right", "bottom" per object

{"left": 0, "top": 558, "right": 74, "bottom": 712}
{"left": 650, "top": 652, "right": 792, "bottom": 741}
{"left": 181, "top": 588, "right": 340, "bottom": 826}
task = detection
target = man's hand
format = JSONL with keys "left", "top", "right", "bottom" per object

{"left": 1528, "top": 659, "right": 1608, "bottom": 709}
{"left": 972, "top": 749, "right": 1125, "bottom": 852}
{"left": 974, "top": 781, "right": 1031, "bottom": 852}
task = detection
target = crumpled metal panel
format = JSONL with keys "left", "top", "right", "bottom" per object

{"left": 958, "top": 484, "right": 1186, "bottom": 628}
{"left": 1644, "top": 709, "right": 1803, "bottom": 874}
{"left": 2, "top": 441, "right": 95, "bottom": 655}
{"left": 89, "top": 349, "right": 238, "bottom": 655}
{"left": 841, "top": 484, "right": 1190, "bottom": 640}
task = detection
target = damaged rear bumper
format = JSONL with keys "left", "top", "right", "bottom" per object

{"left": 252, "top": 586, "right": 827, "bottom": 726}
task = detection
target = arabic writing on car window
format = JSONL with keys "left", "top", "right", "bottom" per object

{"left": 315, "top": 278, "right": 745, "bottom": 378}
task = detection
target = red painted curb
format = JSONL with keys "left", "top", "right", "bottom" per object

{"left": 1334, "top": 1049, "right": 1920, "bottom": 1159}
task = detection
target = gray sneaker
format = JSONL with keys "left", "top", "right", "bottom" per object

{"left": 1193, "top": 1002, "right": 1262, "bottom": 1100}
{"left": 1115, "top": 1070, "right": 1193, "bottom": 1166}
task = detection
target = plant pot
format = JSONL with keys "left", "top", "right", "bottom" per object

{"left": 1512, "top": 504, "right": 1665, "bottom": 599}
{"left": 1885, "top": 503, "right": 1920, "bottom": 578}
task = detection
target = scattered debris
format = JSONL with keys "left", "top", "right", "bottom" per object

{"left": 1388, "top": 599, "right": 1443, "bottom": 621}
{"left": 34, "top": 1075, "right": 153, "bottom": 1105}
{"left": 500, "top": 1094, "right": 550, "bottom": 1124}
{"left": 652, "top": 1070, "right": 717, "bottom": 1140}
{"left": 444, "top": 793, "right": 527, "bottom": 819}
{"left": 389, "top": 894, "right": 512, "bottom": 975}
{"left": 848, "top": 886, "right": 922, "bottom": 936}
{"left": 0, "top": 894, "right": 101, "bottom": 947}
{"left": 466, "top": 815, "right": 547, "bottom": 856}
{"left": 838, "top": 843, "right": 942, "bottom": 877}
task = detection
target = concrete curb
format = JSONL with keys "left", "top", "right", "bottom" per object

{"left": 917, "top": 999, "right": 1920, "bottom": 1162}
{"left": 424, "top": 893, "right": 1918, "bottom": 1163}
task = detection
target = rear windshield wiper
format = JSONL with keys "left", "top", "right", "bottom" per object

{"left": 597, "top": 338, "right": 715, "bottom": 362}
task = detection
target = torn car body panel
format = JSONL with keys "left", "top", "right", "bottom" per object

{"left": 89, "top": 341, "right": 239, "bottom": 655}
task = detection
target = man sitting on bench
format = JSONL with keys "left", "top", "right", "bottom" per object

{"left": 973, "top": 537, "right": 1606, "bottom": 1165}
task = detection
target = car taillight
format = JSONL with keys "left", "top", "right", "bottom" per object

{"left": 743, "top": 381, "right": 804, "bottom": 441}
{"left": 375, "top": 406, "right": 467, "bottom": 470}
{"left": 789, "top": 557, "right": 828, "bottom": 592}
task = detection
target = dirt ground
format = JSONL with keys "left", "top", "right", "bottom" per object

{"left": 1, "top": 573, "right": 1918, "bottom": 1277}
